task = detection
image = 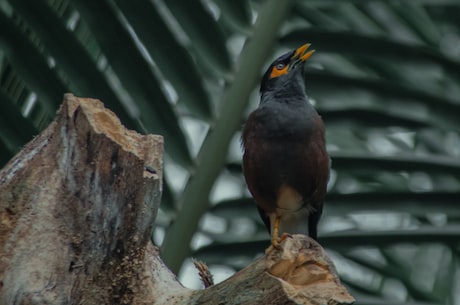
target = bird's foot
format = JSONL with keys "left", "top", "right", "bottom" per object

{"left": 269, "top": 233, "right": 292, "bottom": 251}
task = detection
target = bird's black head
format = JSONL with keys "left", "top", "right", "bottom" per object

{"left": 260, "top": 43, "right": 315, "bottom": 98}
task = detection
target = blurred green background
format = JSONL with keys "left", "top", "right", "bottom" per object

{"left": 1, "top": 0, "right": 460, "bottom": 304}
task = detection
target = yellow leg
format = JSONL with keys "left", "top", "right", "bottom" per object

{"left": 271, "top": 216, "right": 280, "bottom": 247}
{"left": 271, "top": 216, "right": 290, "bottom": 249}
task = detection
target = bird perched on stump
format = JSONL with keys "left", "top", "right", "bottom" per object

{"left": 242, "top": 43, "right": 329, "bottom": 247}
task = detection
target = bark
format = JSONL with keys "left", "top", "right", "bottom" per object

{"left": 0, "top": 94, "right": 355, "bottom": 305}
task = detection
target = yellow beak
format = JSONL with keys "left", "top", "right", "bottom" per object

{"left": 292, "top": 43, "right": 315, "bottom": 63}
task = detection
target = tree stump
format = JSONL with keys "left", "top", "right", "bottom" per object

{"left": 0, "top": 94, "right": 355, "bottom": 305}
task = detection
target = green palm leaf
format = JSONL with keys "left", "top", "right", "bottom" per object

{"left": 1, "top": 0, "right": 459, "bottom": 303}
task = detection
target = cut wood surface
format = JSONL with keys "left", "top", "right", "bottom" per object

{"left": 0, "top": 94, "right": 354, "bottom": 305}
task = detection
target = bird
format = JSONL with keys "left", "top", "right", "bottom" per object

{"left": 242, "top": 43, "right": 329, "bottom": 247}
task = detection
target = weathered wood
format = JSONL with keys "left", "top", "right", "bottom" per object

{"left": 188, "top": 235, "right": 355, "bottom": 305}
{"left": 0, "top": 94, "right": 354, "bottom": 305}
{"left": 0, "top": 94, "right": 163, "bottom": 304}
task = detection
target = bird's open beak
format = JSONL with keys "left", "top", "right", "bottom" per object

{"left": 290, "top": 43, "right": 315, "bottom": 68}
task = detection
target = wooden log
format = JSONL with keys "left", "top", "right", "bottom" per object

{"left": 0, "top": 94, "right": 354, "bottom": 305}
{"left": 188, "top": 235, "right": 355, "bottom": 305}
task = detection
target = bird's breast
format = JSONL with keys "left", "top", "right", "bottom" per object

{"left": 251, "top": 102, "right": 316, "bottom": 140}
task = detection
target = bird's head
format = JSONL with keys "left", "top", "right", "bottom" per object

{"left": 259, "top": 43, "right": 315, "bottom": 99}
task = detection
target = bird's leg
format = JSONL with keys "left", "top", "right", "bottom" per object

{"left": 271, "top": 216, "right": 281, "bottom": 247}
{"left": 271, "top": 216, "right": 290, "bottom": 248}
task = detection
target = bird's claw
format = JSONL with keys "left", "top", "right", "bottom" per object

{"left": 270, "top": 233, "right": 292, "bottom": 250}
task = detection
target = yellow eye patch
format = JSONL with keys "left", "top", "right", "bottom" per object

{"left": 269, "top": 64, "right": 289, "bottom": 79}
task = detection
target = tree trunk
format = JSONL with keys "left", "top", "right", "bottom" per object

{"left": 0, "top": 94, "right": 355, "bottom": 305}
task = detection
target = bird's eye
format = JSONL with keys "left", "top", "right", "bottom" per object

{"left": 269, "top": 62, "right": 289, "bottom": 79}
{"left": 276, "top": 63, "right": 285, "bottom": 70}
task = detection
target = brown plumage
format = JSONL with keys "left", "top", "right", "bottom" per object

{"left": 242, "top": 43, "right": 329, "bottom": 245}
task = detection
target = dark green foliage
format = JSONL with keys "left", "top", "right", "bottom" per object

{"left": 0, "top": 0, "right": 458, "bottom": 303}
